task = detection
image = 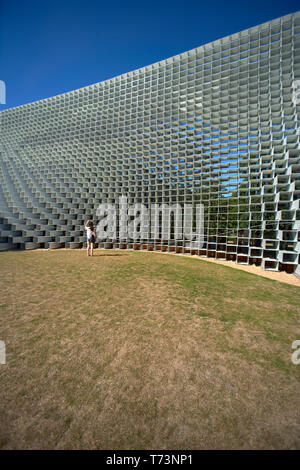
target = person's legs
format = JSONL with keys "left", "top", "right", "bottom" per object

{"left": 91, "top": 242, "right": 94, "bottom": 256}
{"left": 87, "top": 240, "right": 90, "bottom": 256}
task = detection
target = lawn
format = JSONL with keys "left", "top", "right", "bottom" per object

{"left": 0, "top": 249, "right": 299, "bottom": 449}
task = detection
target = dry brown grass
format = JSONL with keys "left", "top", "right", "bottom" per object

{"left": 0, "top": 249, "right": 299, "bottom": 449}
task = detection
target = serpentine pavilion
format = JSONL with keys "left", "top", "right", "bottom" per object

{"left": 0, "top": 11, "right": 299, "bottom": 274}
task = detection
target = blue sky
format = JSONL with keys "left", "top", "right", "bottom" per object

{"left": 0, "top": 0, "right": 299, "bottom": 110}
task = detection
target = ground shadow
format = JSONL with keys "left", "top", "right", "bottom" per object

{"left": 91, "top": 253, "right": 129, "bottom": 257}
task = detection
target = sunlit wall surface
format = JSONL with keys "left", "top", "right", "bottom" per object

{"left": 0, "top": 12, "right": 299, "bottom": 273}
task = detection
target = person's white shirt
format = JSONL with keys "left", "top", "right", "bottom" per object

{"left": 85, "top": 226, "right": 93, "bottom": 238}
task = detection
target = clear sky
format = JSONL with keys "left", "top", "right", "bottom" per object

{"left": 0, "top": 0, "right": 299, "bottom": 110}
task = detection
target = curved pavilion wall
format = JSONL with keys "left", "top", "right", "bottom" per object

{"left": 0, "top": 11, "right": 299, "bottom": 274}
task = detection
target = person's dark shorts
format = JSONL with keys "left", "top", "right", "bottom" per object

{"left": 87, "top": 235, "right": 95, "bottom": 243}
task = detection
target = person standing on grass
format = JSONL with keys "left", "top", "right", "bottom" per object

{"left": 85, "top": 220, "right": 96, "bottom": 257}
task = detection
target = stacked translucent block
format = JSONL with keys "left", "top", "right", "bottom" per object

{"left": 0, "top": 11, "right": 299, "bottom": 274}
